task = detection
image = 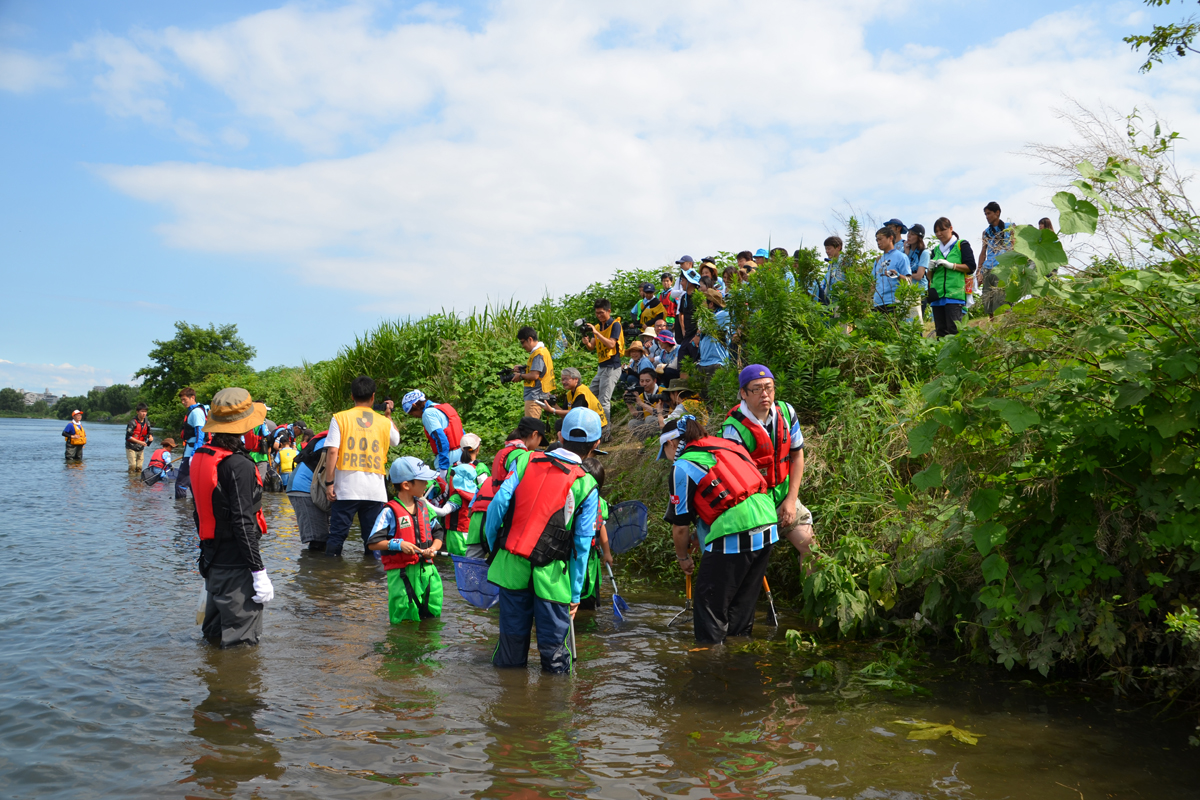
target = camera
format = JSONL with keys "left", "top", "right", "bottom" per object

{"left": 574, "top": 318, "right": 593, "bottom": 334}
{"left": 373, "top": 396, "right": 393, "bottom": 412}
{"left": 623, "top": 388, "right": 638, "bottom": 404}
{"left": 497, "top": 367, "right": 517, "bottom": 383}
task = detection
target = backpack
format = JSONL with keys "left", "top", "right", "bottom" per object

{"left": 310, "top": 449, "right": 331, "bottom": 511}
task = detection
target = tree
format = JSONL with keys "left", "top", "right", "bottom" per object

{"left": 87, "top": 384, "right": 138, "bottom": 415}
{"left": 135, "top": 322, "right": 256, "bottom": 412}
{"left": 0, "top": 388, "right": 24, "bottom": 412}
{"left": 54, "top": 396, "right": 88, "bottom": 420}
{"left": 1125, "top": 0, "right": 1200, "bottom": 72}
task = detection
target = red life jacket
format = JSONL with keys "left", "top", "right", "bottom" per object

{"left": 727, "top": 404, "right": 792, "bottom": 489}
{"left": 683, "top": 436, "right": 768, "bottom": 526}
{"left": 501, "top": 455, "right": 584, "bottom": 562}
{"left": 659, "top": 289, "right": 678, "bottom": 317}
{"left": 424, "top": 403, "right": 464, "bottom": 453}
{"left": 471, "top": 441, "right": 526, "bottom": 519}
{"left": 380, "top": 499, "right": 435, "bottom": 570}
{"left": 191, "top": 446, "right": 268, "bottom": 541}
{"left": 129, "top": 418, "right": 150, "bottom": 446}
{"left": 149, "top": 448, "right": 170, "bottom": 470}
{"left": 243, "top": 426, "right": 263, "bottom": 454}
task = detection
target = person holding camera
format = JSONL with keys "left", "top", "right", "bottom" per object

{"left": 509, "top": 326, "right": 555, "bottom": 420}
{"left": 625, "top": 367, "right": 662, "bottom": 434}
{"left": 539, "top": 367, "right": 608, "bottom": 437}
{"left": 580, "top": 298, "right": 624, "bottom": 419}
{"left": 621, "top": 340, "right": 655, "bottom": 389}
{"left": 926, "top": 216, "right": 977, "bottom": 337}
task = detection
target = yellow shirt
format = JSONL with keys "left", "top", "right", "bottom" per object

{"left": 567, "top": 384, "right": 608, "bottom": 427}
{"left": 332, "top": 408, "right": 392, "bottom": 475}
{"left": 524, "top": 343, "right": 556, "bottom": 394}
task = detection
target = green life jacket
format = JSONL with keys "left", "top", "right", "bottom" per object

{"left": 677, "top": 449, "right": 778, "bottom": 546}
{"left": 486, "top": 456, "right": 598, "bottom": 604}
{"left": 930, "top": 238, "right": 966, "bottom": 302}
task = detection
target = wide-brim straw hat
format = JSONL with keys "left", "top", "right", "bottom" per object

{"left": 203, "top": 387, "right": 268, "bottom": 435}
{"left": 702, "top": 288, "right": 726, "bottom": 307}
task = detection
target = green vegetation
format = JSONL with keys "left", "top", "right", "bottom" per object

{"left": 1125, "top": 0, "right": 1200, "bottom": 72}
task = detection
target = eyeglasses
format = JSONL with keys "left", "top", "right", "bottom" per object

{"left": 744, "top": 383, "right": 775, "bottom": 396}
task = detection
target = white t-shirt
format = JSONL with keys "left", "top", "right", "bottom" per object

{"left": 327, "top": 413, "right": 401, "bottom": 501}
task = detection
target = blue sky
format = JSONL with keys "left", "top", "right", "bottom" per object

{"left": 2, "top": 0, "right": 1197, "bottom": 395}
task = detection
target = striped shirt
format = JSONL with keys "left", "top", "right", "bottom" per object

{"left": 665, "top": 457, "right": 778, "bottom": 554}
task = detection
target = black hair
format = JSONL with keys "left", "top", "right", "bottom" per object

{"left": 639, "top": 367, "right": 657, "bottom": 380}
{"left": 1038, "top": 217, "right": 1054, "bottom": 230}
{"left": 209, "top": 432, "right": 247, "bottom": 453}
{"left": 824, "top": 235, "right": 843, "bottom": 249}
{"left": 517, "top": 326, "right": 537, "bottom": 342}
{"left": 680, "top": 418, "right": 708, "bottom": 443}
{"left": 984, "top": 201, "right": 1001, "bottom": 214}
{"left": 179, "top": 387, "right": 196, "bottom": 400}
{"left": 770, "top": 247, "right": 788, "bottom": 258}
{"left": 351, "top": 375, "right": 376, "bottom": 402}
{"left": 593, "top": 297, "right": 612, "bottom": 311}
{"left": 581, "top": 456, "right": 606, "bottom": 491}
{"left": 660, "top": 271, "right": 673, "bottom": 281}
{"left": 875, "top": 227, "right": 896, "bottom": 241}
{"left": 933, "top": 216, "right": 953, "bottom": 232}
{"left": 736, "top": 250, "right": 754, "bottom": 261}
{"left": 136, "top": 402, "right": 148, "bottom": 411}
{"left": 560, "top": 439, "right": 595, "bottom": 457}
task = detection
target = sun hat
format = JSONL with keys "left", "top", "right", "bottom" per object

{"left": 681, "top": 268, "right": 702, "bottom": 284}
{"left": 662, "top": 377, "right": 696, "bottom": 395}
{"left": 657, "top": 330, "right": 677, "bottom": 345}
{"left": 885, "top": 218, "right": 908, "bottom": 233}
{"left": 738, "top": 364, "right": 775, "bottom": 389}
{"left": 459, "top": 432, "right": 482, "bottom": 451}
{"left": 401, "top": 389, "right": 426, "bottom": 414}
{"left": 389, "top": 456, "right": 437, "bottom": 484}
{"left": 627, "top": 340, "right": 645, "bottom": 353}
{"left": 642, "top": 326, "right": 658, "bottom": 338}
{"left": 562, "top": 407, "right": 602, "bottom": 443}
{"left": 202, "top": 387, "right": 268, "bottom": 435}
{"left": 754, "top": 248, "right": 769, "bottom": 258}
{"left": 675, "top": 255, "right": 694, "bottom": 265}
{"left": 161, "top": 438, "right": 177, "bottom": 449}
{"left": 702, "top": 288, "right": 726, "bottom": 307}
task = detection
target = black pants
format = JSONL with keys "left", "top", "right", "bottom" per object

{"left": 694, "top": 543, "right": 773, "bottom": 645}
{"left": 202, "top": 566, "right": 263, "bottom": 647}
{"left": 932, "top": 303, "right": 963, "bottom": 337}
{"left": 64, "top": 443, "right": 83, "bottom": 460}
{"left": 175, "top": 456, "right": 192, "bottom": 499}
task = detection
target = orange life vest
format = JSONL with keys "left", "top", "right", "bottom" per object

{"left": 380, "top": 499, "right": 434, "bottom": 570}
{"left": 500, "top": 455, "right": 584, "bottom": 565}
{"left": 424, "top": 402, "right": 464, "bottom": 453}
{"left": 684, "top": 437, "right": 768, "bottom": 525}
{"left": 191, "top": 446, "right": 268, "bottom": 541}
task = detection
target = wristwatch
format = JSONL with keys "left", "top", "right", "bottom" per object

{"left": 325, "top": 479, "right": 335, "bottom": 486}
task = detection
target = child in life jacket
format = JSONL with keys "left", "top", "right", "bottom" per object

{"left": 424, "top": 433, "right": 482, "bottom": 556}
{"left": 367, "top": 457, "right": 444, "bottom": 623}
{"left": 578, "top": 457, "right": 614, "bottom": 611}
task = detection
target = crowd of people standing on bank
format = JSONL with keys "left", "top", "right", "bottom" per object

{"left": 63, "top": 199, "right": 1037, "bottom": 671}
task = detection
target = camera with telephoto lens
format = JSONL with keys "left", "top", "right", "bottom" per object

{"left": 574, "top": 318, "right": 593, "bottom": 334}
{"left": 497, "top": 367, "right": 517, "bottom": 383}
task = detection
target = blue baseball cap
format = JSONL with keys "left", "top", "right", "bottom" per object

{"left": 562, "top": 407, "right": 602, "bottom": 443}
{"left": 675, "top": 255, "right": 694, "bottom": 264}
{"left": 738, "top": 364, "right": 775, "bottom": 388}
{"left": 754, "top": 248, "right": 769, "bottom": 258}
{"left": 681, "top": 268, "right": 702, "bottom": 284}
{"left": 389, "top": 456, "right": 437, "bottom": 484}
{"left": 401, "top": 389, "right": 426, "bottom": 413}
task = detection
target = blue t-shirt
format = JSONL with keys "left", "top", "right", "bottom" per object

{"left": 982, "top": 222, "right": 1013, "bottom": 270}
{"left": 698, "top": 309, "right": 731, "bottom": 367}
{"left": 287, "top": 436, "right": 326, "bottom": 493}
{"left": 873, "top": 249, "right": 911, "bottom": 307}
{"left": 183, "top": 405, "right": 209, "bottom": 457}
{"left": 908, "top": 248, "right": 930, "bottom": 290}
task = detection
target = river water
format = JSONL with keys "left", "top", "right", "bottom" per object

{"left": 0, "top": 417, "right": 1194, "bottom": 799}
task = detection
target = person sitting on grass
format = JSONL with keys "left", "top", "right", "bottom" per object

{"left": 367, "top": 457, "right": 444, "bottom": 623}
{"left": 626, "top": 368, "right": 662, "bottom": 434}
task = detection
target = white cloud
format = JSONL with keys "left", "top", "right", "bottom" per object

{"left": 0, "top": 360, "right": 119, "bottom": 397}
{"left": 75, "top": 32, "right": 176, "bottom": 123}
{"left": 0, "top": 47, "right": 65, "bottom": 92}
{"left": 89, "top": 1, "right": 1200, "bottom": 316}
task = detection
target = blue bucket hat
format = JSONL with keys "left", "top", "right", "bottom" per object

{"left": 562, "top": 407, "right": 602, "bottom": 443}
{"left": 754, "top": 248, "right": 769, "bottom": 258}
{"left": 389, "top": 456, "right": 437, "bottom": 484}
{"left": 681, "top": 268, "right": 702, "bottom": 285}
{"left": 401, "top": 389, "right": 426, "bottom": 414}
{"left": 738, "top": 363, "right": 775, "bottom": 389}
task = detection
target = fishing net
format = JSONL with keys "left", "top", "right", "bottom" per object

{"left": 450, "top": 555, "right": 499, "bottom": 610}
{"left": 607, "top": 501, "right": 649, "bottom": 555}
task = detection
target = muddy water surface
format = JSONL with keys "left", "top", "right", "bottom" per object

{"left": 0, "top": 418, "right": 1193, "bottom": 799}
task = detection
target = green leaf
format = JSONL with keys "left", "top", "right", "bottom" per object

{"left": 908, "top": 419, "right": 941, "bottom": 456}
{"left": 1012, "top": 225, "right": 1068, "bottom": 272}
{"left": 1146, "top": 406, "right": 1197, "bottom": 438}
{"left": 1051, "top": 191, "right": 1099, "bottom": 235}
{"left": 1076, "top": 325, "right": 1129, "bottom": 355}
{"left": 894, "top": 486, "right": 914, "bottom": 511}
{"left": 981, "top": 553, "right": 1009, "bottom": 584}
{"left": 987, "top": 399, "right": 1040, "bottom": 433}
{"left": 971, "top": 521, "right": 1008, "bottom": 556}
{"left": 968, "top": 489, "right": 1003, "bottom": 522}
{"left": 1114, "top": 382, "right": 1151, "bottom": 409}
{"left": 912, "top": 464, "right": 943, "bottom": 491}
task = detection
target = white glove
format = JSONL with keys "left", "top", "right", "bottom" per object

{"left": 251, "top": 570, "right": 274, "bottom": 604}
{"left": 934, "top": 259, "right": 953, "bottom": 269}
{"left": 421, "top": 497, "right": 453, "bottom": 518}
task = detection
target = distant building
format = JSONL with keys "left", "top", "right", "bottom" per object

{"left": 92, "top": 385, "right": 108, "bottom": 394}
{"left": 23, "top": 388, "right": 59, "bottom": 406}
